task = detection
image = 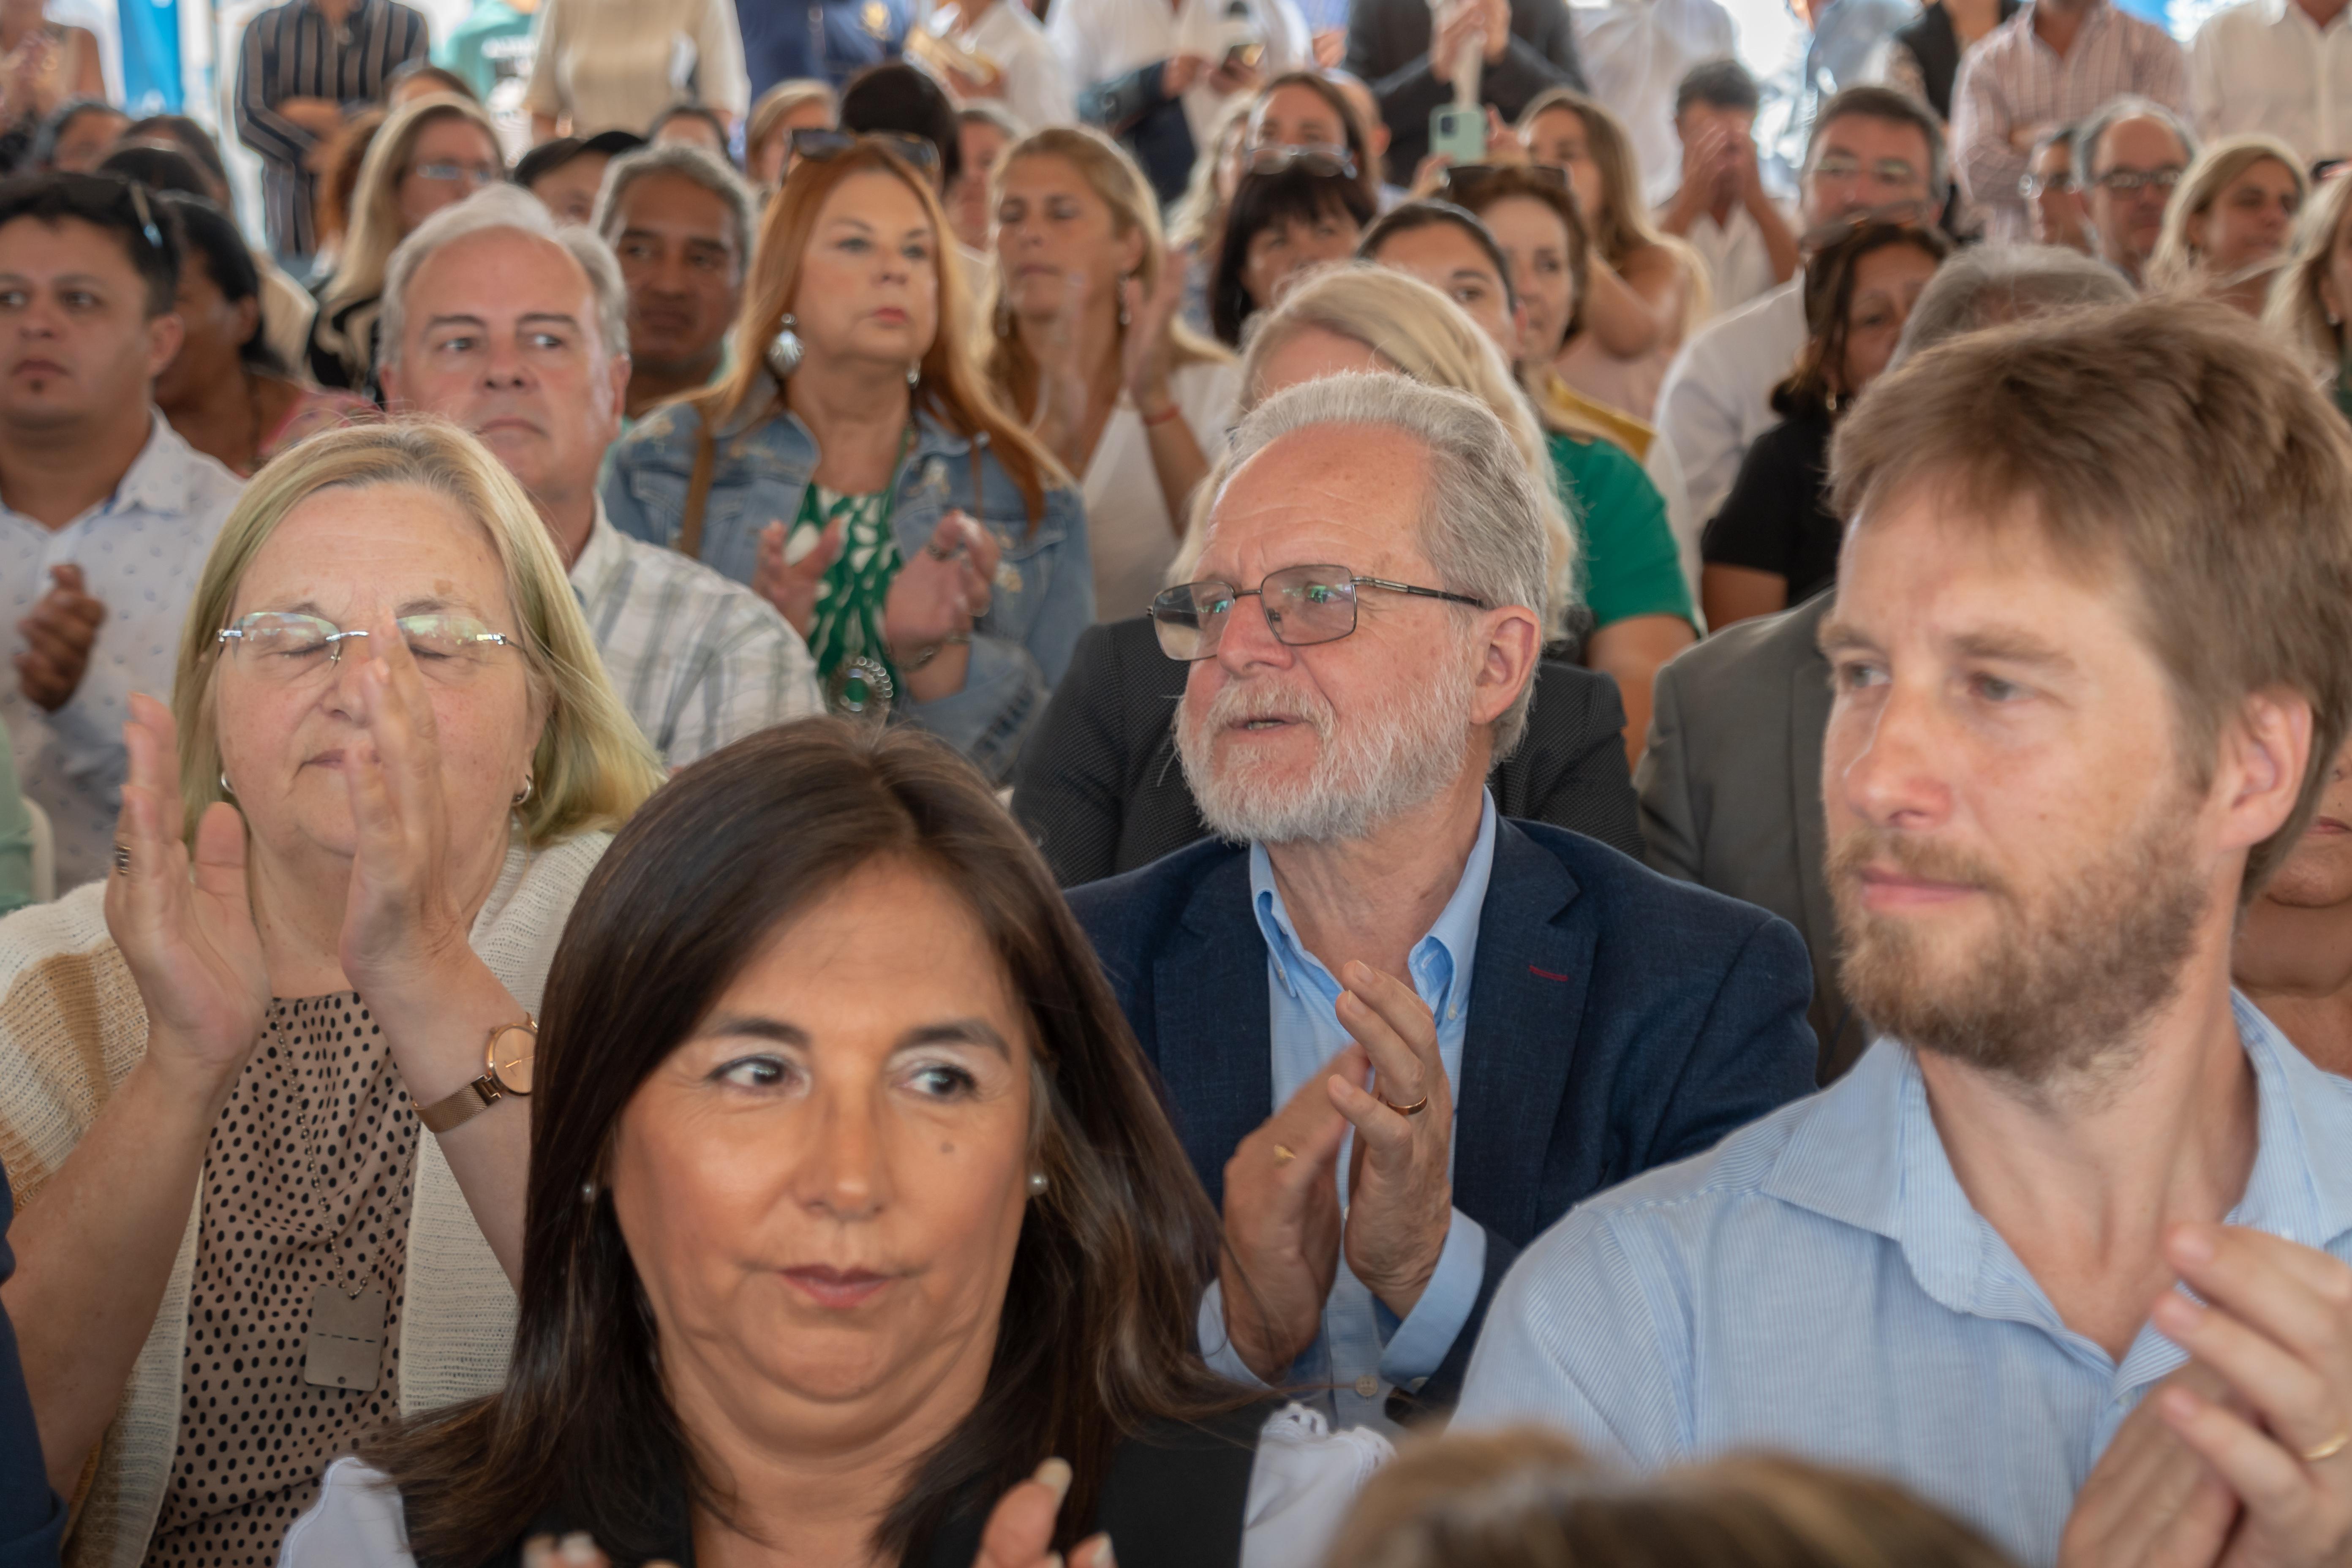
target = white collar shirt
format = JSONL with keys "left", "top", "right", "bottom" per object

{"left": 1672, "top": 197, "right": 1791, "bottom": 320}
{"left": 952, "top": 0, "right": 1078, "bottom": 135}
{"left": 1653, "top": 277, "right": 1806, "bottom": 524}
{"left": 0, "top": 413, "right": 244, "bottom": 890}
{"left": 1573, "top": 0, "right": 1740, "bottom": 208}
{"left": 2189, "top": 0, "right": 2352, "bottom": 163}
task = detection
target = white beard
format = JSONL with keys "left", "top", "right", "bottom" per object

{"left": 1176, "top": 646, "right": 1477, "bottom": 846}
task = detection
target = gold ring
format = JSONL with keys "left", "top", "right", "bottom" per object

{"left": 1380, "top": 1092, "right": 1431, "bottom": 1117}
{"left": 1272, "top": 1143, "right": 1296, "bottom": 1165}
{"left": 2302, "top": 1431, "right": 2350, "bottom": 1464}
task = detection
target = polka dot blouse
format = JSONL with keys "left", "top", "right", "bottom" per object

{"left": 146, "top": 994, "right": 417, "bottom": 1567}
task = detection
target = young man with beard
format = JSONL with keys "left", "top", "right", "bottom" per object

{"left": 1459, "top": 298, "right": 2352, "bottom": 1568}
{"left": 1069, "top": 373, "right": 1818, "bottom": 1435}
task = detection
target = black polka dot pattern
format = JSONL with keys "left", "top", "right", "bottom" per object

{"left": 146, "top": 993, "right": 417, "bottom": 1568}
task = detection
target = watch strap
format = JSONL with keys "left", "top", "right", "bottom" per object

{"left": 417, "top": 1074, "right": 502, "bottom": 1134}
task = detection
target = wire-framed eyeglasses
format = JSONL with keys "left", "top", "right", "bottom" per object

{"left": 1149, "top": 565, "right": 1489, "bottom": 662}
{"left": 216, "top": 611, "right": 518, "bottom": 682}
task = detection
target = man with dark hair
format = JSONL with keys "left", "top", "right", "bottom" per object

{"left": 2025, "top": 122, "right": 2090, "bottom": 251}
{"left": 1471, "top": 296, "right": 2352, "bottom": 1568}
{"left": 1659, "top": 58, "right": 1797, "bottom": 316}
{"left": 648, "top": 103, "right": 732, "bottom": 163}
{"left": 1949, "top": 0, "right": 2187, "bottom": 245}
{"left": 512, "top": 128, "right": 644, "bottom": 225}
{"left": 1657, "top": 82, "right": 1942, "bottom": 523}
{"left": 593, "top": 143, "right": 754, "bottom": 417}
{"left": 0, "top": 174, "right": 244, "bottom": 888}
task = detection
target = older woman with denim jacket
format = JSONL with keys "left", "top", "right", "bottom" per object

{"left": 602, "top": 137, "right": 1090, "bottom": 782}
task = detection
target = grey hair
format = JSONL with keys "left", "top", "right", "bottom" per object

{"left": 1890, "top": 243, "right": 2134, "bottom": 368}
{"left": 380, "top": 182, "right": 631, "bottom": 372}
{"left": 2074, "top": 95, "right": 2198, "bottom": 188}
{"left": 592, "top": 142, "right": 757, "bottom": 278}
{"left": 1218, "top": 372, "right": 1552, "bottom": 754}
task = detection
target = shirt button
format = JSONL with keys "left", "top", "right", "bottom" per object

{"left": 1355, "top": 1374, "right": 1380, "bottom": 1398}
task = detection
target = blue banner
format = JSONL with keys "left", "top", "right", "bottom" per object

{"left": 117, "top": 0, "right": 182, "bottom": 113}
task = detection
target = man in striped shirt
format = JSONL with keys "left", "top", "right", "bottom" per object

{"left": 234, "top": 0, "right": 431, "bottom": 262}
{"left": 1950, "top": 0, "right": 2187, "bottom": 246}
{"left": 381, "top": 186, "right": 822, "bottom": 765}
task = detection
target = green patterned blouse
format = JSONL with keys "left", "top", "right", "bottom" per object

{"left": 793, "top": 482, "right": 903, "bottom": 716}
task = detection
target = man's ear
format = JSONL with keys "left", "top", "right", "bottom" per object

{"left": 2220, "top": 687, "right": 2316, "bottom": 855}
{"left": 378, "top": 357, "right": 403, "bottom": 407}
{"left": 143, "top": 309, "right": 185, "bottom": 379}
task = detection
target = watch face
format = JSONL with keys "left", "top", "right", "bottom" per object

{"left": 491, "top": 1025, "right": 536, "bottom": 1096}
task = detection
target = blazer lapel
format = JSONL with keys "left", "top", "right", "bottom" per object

{"left": 1153, "top": 850, "right": 1275, "bottom": 1212}
{"left": 1453, "top": 821, "right": 1591, "bottom": 1246}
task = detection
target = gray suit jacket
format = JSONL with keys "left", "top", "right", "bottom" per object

{"left": 1636, "top": 591, "right": 1865, "bottom": 1081}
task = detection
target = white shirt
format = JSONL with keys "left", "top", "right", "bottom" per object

{"left": 1083, "top": 357, "right": 1240, "bottom": 621}
{"left": 1653, "top": 276, "right": 1804, "bottom": 525}
{"left": 950, "top": 0, "right": 1078, "bottom": 133}
{"left": 280, "top": 1407, "right": 1391, "bottom": 1568}
{"left": 1047, "top": 0, "right": 1311, "bottom": 148}
{"left": 2190, "top": 0, "right": 2352, "bottom": 163}
{"left": 0, "top": 414, "right": 243, "bottom": 891}
{"left": 1572, "top": 0, "right": 1740, "bottom": 208}
{"left": 568, "top": 502, "right": 823, "bottom": 768}
{"left": 1674, "top": 198, "right": 1792, "bottom": 320}
{"left": 522, "top": 0, "right": 751, "bottom": 135}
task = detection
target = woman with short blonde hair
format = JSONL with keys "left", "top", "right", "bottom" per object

{"left": 2150, "top": 134, "right": 2307, "bottom": 316}
{"left": 310, "top": 93, "right": 505, "bottom": 394}
{"left": 745, "top": 77, "right": 837, "bottom": 190}
{"left": 0, "top": 420, "right": 659, "bottom": 1565}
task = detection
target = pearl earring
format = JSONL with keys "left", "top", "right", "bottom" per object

{"left": 767, "top": 313, "right": 804, "bottom": 379}
{"left": 580, "top": 1180, "right": 596, "bottom": 1203}
{"left": 907, "top": 363, "right": 921, "bottom": 388}
{"left": 1026, "top": 1171, "right": 1048, "bottom": 1196}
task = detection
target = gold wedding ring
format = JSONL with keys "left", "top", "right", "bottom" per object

{"left": 1380, "top": 1092, "right": 1431, "bottom": 1116}
{"left": 1272, "top": 1144, "right": 1296, "bottom": 1165}
{"left": 2301, "top": 1431, "right": 2351, "bottom": 1464}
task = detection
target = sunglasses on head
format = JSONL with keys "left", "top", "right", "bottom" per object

{"left": 788, "top": 128, "right": 943, "bottom": 179}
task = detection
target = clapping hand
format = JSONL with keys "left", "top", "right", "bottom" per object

{"left": 977, "top": 1459, "right": 1114, "bottom": 1568}
{"left": 1162, "top": 52, "right": 1210, "bottom": 97}
{"left": 1121, "top": 256, "right": 1191, "bottom": 419}
{"left": 886, "top": 511, "right": 998, "bottom": 660}
{"left": 104, "top": 693, "right": 270, "bottom": 1102}
{"left": 2060, "top": 1359, "right": 2243, "bottom": 1568}
{"left": 1220, "top": 1045, "right": 1357, "bottom": 1383}
{"left": 754, "top": 514, "right": 848, "bottom": 637}
{"left": 16, "top": 562, "right": 104, "bottom": 712}
{"left": 1329, "top": 963, "right": 1454, "bottom": 1318}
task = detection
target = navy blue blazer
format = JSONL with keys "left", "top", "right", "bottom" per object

{"left": 1068, "top": 817, "right": 1819, "bottom": 1416}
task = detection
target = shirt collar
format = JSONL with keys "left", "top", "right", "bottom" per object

{"left": 1763, "top": 994, "right": 2352, "bottom": 1306}
{"left": 568, "top": 496, "right": 627, "bottom": 598}
{"left": 1247, "top": 791, "right": 1499, "bottom": 1013}
{"left": 10, "top": 411, "right": 202, "bottom": 531}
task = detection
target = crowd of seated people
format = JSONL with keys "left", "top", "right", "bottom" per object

{"left": 0, "top": 0, "right": 2341, "bottom": 1563}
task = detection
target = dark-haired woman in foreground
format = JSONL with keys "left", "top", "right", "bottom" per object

{"left": 283, "top": 721, "right": 1388, "bottom": 1568}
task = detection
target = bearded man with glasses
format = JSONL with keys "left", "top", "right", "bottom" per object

{"left": 1070, "top": 371, "right": 1816, "bottom": 1437}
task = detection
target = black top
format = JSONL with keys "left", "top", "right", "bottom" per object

{"left": 1009, "top": 614, "right": 1645, "bottom": 888}
{"left": 443, "top": 1403, "right": 1277, "bottom": 1568}
{"left": 0, "top": 1159, "right": 63, "bottom": 1568}
{"left": 1343, "top": 0, "right": 1586, "bottom": 172}
{"left": 1701, "top": 407, "right": 1843, "bottom": 607}
{"left": 1890, "top": 0, "right": 2021, "bottom": 122}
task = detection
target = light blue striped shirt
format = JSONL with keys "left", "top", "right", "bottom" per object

{"left": 1456, "top": 994, "right": 2352, "bottom": 1566}
{"left": 1198, "top": 793, "right": 1497, "bottom": 1432}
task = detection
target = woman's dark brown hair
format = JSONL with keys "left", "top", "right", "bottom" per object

{"left": 1772, "top": 220, "right": 1950, "bottom": 419}
{"left": 369, "top": 720, "right": 1241, "bottom": 1564}
{"left": 1443, "top": 166, "right": 1594, "bottom": 350}
{"left": 1326, "top": 1431, "right": 2019, "bottom": 1568}
{"left": 1252, "top": 69, "right": 1384, "bottom": 200}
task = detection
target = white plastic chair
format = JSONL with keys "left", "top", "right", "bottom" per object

{"left": 22, "top": 796, "right": 52, "bottom": 904}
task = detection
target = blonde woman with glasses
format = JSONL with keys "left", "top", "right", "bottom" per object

{"left": 0, "top": 421, "right": 660, "bottom": 1565}
{"left": 309, "top": 94, "right": 505, "bottom": 397}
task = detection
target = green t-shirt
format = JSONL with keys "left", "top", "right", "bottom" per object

{"left": 1546, "top": 430, "right": 1694, "bottom": 632}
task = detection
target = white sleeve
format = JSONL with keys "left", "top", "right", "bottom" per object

{"left": 278, "top": 1459, "right": 419, "bottom": 1568}
{"left": 1643, "top": 432, "right": 1701, "bottom": 608}
{"left": 696, "top": 0, "right": 752, "bottom": 116}
{"left": 1239, "top": 1405, "right": 1393, "bottom": 1568}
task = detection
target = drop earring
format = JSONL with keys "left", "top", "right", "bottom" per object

{"left": 1026, "top": 1171, "right": 1048, "bottom": 1196}
{"left": 1117, "top": 274, "right": 1132, "bottom": 330}
{"left": 767, "top": 313, "right": 804, "bottom": 379}
{"left": 907, "top": 362, "right": 921, "bottom": 388}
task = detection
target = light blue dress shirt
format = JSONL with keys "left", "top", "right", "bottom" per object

{"left": 1456, "top": 994, "right": 2352, "bottom": 1567}
{"left": 1197, "top": 793, "right": 1497, "bottom": 1432}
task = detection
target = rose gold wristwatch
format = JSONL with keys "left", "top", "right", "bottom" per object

{"left": 417, "top": 1020, "right": 537, "bottom": 1134}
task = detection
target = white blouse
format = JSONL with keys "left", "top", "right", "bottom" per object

{"left": 278, "top": 1405, "right": 1390, "bottom": 1567}
{"left": 520, "top": 0, "right": 751, "bottom": 135}
{"left": 1083, "top": 357, "right": 1242, "bottom": 623}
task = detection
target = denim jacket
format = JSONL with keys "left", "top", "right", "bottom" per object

{"left": 602, "top": 400, "right": 1094, "bottom": 781}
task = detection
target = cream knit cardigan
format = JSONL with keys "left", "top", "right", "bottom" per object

{"left": 0, "top": 830, "right": 610, "bottom": 1568}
